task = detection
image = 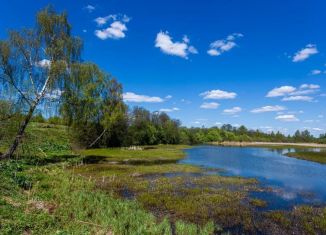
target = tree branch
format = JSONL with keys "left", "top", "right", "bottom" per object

{"left": 88, "top": 129, "right": 107, "bottom": 149}
{"left": 0, "top": 74, "right": 33, "bottom": 106}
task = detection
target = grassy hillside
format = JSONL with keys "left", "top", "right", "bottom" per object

{"left": 0, "top": 122, "right": 72, "bottom": 158}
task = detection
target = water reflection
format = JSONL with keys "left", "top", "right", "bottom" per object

{"left": 181, "top": 146, "right": 326, "bottom": 210}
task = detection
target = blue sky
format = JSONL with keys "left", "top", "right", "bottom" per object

{"left": 1, "top": 0, "right": 326, "bottom": 135}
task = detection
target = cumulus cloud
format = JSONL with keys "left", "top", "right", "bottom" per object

{"left": 282, "top": 96, "right": 313, "bottom": 102}
{"left": 275, "top": 114, "right": 299, "bottom": 122}
{"left": 266, "top": 86, "right": 296, "bottom": 97}
{"left": 94, "top": 15, "right": 117, "bottom": 26}
{"left": 159, "top": 107, "right": 180, "bottom": 113}
{"left": 292, "top": 44, "right": 318, "bottom": 62}
{"left": 155, "top": 31, "right": 198, "bottom": 58}
{"left": 300, "top": 84, "right": 320, "bottom": 90}
{"left": 251, "top": 105, "right": 286, "bottom": 113}
{"left": 123, "top": 92, "right": 164, "bottom": 103}
{"left": 95, "top": 21, "right": 128, "bottom": 40}
{"left": 207, "top": 33, "right": 243, "bottom": 57}
{"left": 312, "top": 128, "right": 324, "bottom": 132}
{"left": 223, "top": 107, "right": 242, "bottom": 115}
{"left": 200, "top": 102, "right": 220, "bottom": 109}
{"left": 84, "top": 5, "right": 95, "bottom": 13}
{"left": 94, "top": 14, "right": 130, "bottom": 40}
{"left": 200, "top": 89, "right": 237, "bottom": 100}
{"left": 266, "top": 84, "right": 320, "bottom": 102}
{"left": 311, "top": 69, "right": 322, "bottom": 75}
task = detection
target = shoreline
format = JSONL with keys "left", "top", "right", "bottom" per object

{"left": 210, "top": 141, "right": 326, "bottom": 148}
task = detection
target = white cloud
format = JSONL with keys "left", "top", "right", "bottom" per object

{"left": 207, "top": 33, "right": 243, "bottom": 57}
{"left": 275, "top": 114, "right": 299, "bottom": 122}
{"left": 188, "top": 46, "right": 198, "bottom": 54}
{"left": 311, "top": 69, "right": 322, "bottom": 75}
{"left": 200, "top": 89, "right": 237, "bottom": 100}
{"left": 312, "top": 128, "right": 324, "bottom": 132}
{"left": 82, "top": 29, "right": 87, "bottom": 33}
{"left": 266, "top": 86, "right": 296, "bottom": 97}
{"left": 282, "top": 96, "right": 313, "bottom": 102}
{"left": 292, "top": 44, "right": 318, "bottom": 62}
{"left": 36, "top": 59, "right": 51, "bottom": 68}
{"left": 155, "top": 31, "right": 197, "bottom": 58}
{"left": 84, "top": 5, "right": 95, "bottom": 13}
{"left": 200, "top": 102, "right": 220, "bottom": 109}
{"left": 165, "top": 95, "right": 172, "bottom": 99}
{"left": 207, "top": 49, "right": 221, "bottom": 56}
{"left": 251, "top": 105, "right": 286, "bottom": 113}
{"left": 45, "top": 89, "right": 62, "bottom": 100}
{"left": 123, "top": 92, "right": 164, "bottom": 103}
{"left": 159, "top": 107, "right": 180, "bottom": 112}
{"left": 267, "top": 84, "right": 320, "bottom": 102}
{"left": 223, "top": 107, "right": 242, "bottom": 115}
{"left": 95, "top": 21, "right": 128, "bottom": 40}
{"left": 318, "top": 114, "right": 324, "bottom": 118}
{"left": 300, "top": 84, "right": 320, "bottom": 90}
{"left": 94, "top": 15, "right": 116, "bottom": 26}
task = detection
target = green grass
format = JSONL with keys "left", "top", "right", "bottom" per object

{"left": 81, "top": 145, "right": 190, "bottom": 164}
{"left": 0, "top": 122, "right": 73, "bottom": 158}
{"left": 2, "top": 122, "right": 326, "bottom": 234}
{"left": 0, "top": 160, "right": 218, "bottom": 235}
{"left": 286, "top": 151, "right": 326, "bottom": 164}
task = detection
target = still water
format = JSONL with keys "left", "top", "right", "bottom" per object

{"left": 181, "top": 146, "right": 326, "bottom": 210}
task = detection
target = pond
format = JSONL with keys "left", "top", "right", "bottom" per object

{"left": 181, "top": 145, "right": 326, "bottom": 210}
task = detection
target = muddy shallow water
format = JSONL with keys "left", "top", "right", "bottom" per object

{"left": 181, "top": 146, "right": 326, "bottom": 210}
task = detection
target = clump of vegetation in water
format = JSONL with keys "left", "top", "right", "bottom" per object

{"left": 286, "top": 151, "right": 326, "bottom": 164}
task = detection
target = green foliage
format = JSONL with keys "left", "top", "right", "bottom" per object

{"left": 61, "top": 63, "right": 127, "bottom": 148}
{"left": 47, "top": 116, "right": 63, "bottom": 125}
{"left": 31, "top": 114, "right": 45, "bottom": 123}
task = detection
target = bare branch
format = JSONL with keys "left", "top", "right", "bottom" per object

{"left": 0, "top": 73, "right": 32, "bottom": 106}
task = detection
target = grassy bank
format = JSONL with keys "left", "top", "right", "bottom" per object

{"left": 286, "top": 151, "right": 326, "bottom": 164}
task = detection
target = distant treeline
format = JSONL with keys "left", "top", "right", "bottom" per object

{"left": 27, "top": 110, "right": 326, "bottom": 147}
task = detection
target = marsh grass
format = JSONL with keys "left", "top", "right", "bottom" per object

{"left": 286, "top": 151, "right": 326, "bottom": 164}
{"left": 76, "top": 147, "right": 262, "bottom": 232}
{"left": 1, "top": 161, "right": 218, "bottom": 234}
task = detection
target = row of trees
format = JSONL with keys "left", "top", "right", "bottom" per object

{"left": 1, "top": 7, "right": 325, "bottom": 159}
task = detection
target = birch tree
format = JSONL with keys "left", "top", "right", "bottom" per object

{"left": 0, "top": 7, "right": 82, "bottom": 159}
